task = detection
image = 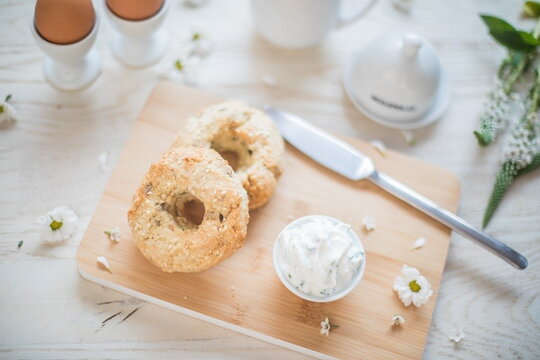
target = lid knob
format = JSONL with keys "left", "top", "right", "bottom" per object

{"left": 402, "top": 33, "right": 422, "bottom": 58}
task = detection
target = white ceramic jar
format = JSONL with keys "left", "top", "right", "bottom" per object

{"left": 343, "top": 32, "right": 450, "bottom": 129}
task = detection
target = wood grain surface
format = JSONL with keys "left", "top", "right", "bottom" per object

{"left": 77, "top": 83, "right": 460, "bottom": 359}
{"left": 1, "top": 0, "right": 539, "bottom": 359}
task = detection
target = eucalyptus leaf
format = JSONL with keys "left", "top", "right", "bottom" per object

{"left": 480, "top": 15, "right": 539, "bottom": 52}
{"left": 523, "top": 1, "right": 540, "bottom": 18}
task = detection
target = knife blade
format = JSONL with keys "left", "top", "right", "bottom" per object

{"left": 264, "top": 106, "right": 528, "bottom": 270}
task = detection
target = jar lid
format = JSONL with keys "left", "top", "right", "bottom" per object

{"left": 343, "top": 32, "right": 450, "bottom": 129}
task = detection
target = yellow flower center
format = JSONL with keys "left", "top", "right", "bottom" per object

{"left": 409, "top": 280, "right": 421, "bottom": 292}
{"left": 50, "top": 220, "right": 63, "bottom": 231}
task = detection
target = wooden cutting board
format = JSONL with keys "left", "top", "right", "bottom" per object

{"left": 77, "top": 82, "right": 460, "bottom": 360}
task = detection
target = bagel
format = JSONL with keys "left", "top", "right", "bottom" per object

{"left": 127, "top": 146, "right": 250, "bottom": 273}
{"left": 175, "top": 101, "right": 284, "bottom": 209}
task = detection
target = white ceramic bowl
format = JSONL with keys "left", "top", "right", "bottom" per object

{"left": 273, "top": 215, "right": 366, "bottom": 303}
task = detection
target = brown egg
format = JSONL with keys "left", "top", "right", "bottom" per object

{"left": 107, "top": 0, "right": 164, "bottom": 21}
{"left": 34, "top": 0, "right": 95, "bottom": 45}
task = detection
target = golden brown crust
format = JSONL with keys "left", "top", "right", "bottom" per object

{"left": 174, "top": 101, "right": 284, "bottom": 209}
{"left": 127, "top": 146, "right": 249, "bottom": 273}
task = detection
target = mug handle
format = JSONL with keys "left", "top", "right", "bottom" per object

{"left": 336, "top": 0, "right": 377, "bottom": 28}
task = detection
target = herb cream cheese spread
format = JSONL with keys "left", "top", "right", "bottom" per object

{"left": 276, "top": 216, "right": 365, "bottom": 298}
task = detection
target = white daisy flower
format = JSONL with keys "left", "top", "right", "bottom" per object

{"left": 172, "top": 57, "right": 202, "bottom": 86}
{"left": 391, "top": 314, "right": 405, "bottom": 327}
{"left": 393, "top": 265, "right": 433, "bottom": 307}
{"left": 320, "top": 317, "right": 330, "bottom": 336}
{"left": 0, "top": 95, "right": 17, "bottom": 129}
{"left": 411, "top": 237, "right": 426, "bottom": 250}
{"left": 104, "top": 227, "right": 121, "bottom": 243}
{"left": 97, "top": 256, "right": 112, "bottom": 274}
{"left": 189, "top": 23, "right": 213, "bottom": 58}
{"left": 38, "top": 206, "right": 78, "bottom": 245}
{"left": 362, "top": 216, "right": 376, "bottom": 232}
{"left": 449, "top": 328, "right": 465, "bottom": 343}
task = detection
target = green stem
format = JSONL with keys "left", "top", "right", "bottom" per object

{"left": 533, "top": 17, "right": 540, "bottom": 39}
{"left": 529, "top": 63, "right": 540, "bottom": 114}
{"left": 503, "top": 54, "right": 529, "bottom": 94}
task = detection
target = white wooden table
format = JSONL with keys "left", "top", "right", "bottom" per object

{"left": 1, "top": 0, "right": 539, "bottom": 359}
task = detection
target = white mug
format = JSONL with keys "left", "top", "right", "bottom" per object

{"left": 251, "top": 0, "right": 377, "bottom": 49}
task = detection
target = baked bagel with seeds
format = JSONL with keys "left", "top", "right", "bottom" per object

{"left": 174, "top": 101, "right": 284, "bottom": 209}
{"left": 127, "top": 146, "right": 249, "bottom": 273}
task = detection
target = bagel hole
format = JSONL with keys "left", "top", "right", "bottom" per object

{"left": 219, "top": 150, "right": 240, "bottom": 171}
{"left": 211, "top": 131, "right": 252, "bottom": 172}
{"left": 179, "top": 199, "right": 205, "bottom": 226}
{"left": 166, "top": 194, "right": 205, "bottom": 229}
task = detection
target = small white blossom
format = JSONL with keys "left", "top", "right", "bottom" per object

{"left": 261, "top": 74, "right": 278, "bottom": 88}
{"left": 98, "top": 151, "right": 109, "bottom": 173}
{"left": 369, "top": 140, "right": 387, "bottom": 157}
{"left": 0, "top": 99, "right": 17, "bottom": 129}
{"left": 401, "top": 130, "right": 416, "bottom": 146}
{"left": 411, "top": 237, "right": 426, "bottom": 250}
{"left": 104, "top": 227, "right": 121, "bottom": 243}
{"left": 362, "top": 216, "right": 376, "bottom": 232}
{"left": 189, "top": 24, "right": 213, "bottom": 58}
{"left": 320, "top": 317, "right": 330, "bottom": 336}
{"left": 449, "top": 328, "right": 465, "bottom": 343}
{"left": 97, "top": 256, "right": 112, "bottom": 274}
{"left": 38, "top": 206, "right": 78, "bottom": 245}
{"left": 391, "top": 314, "right": 405, "bottom": 327}
{"left": 172, "top": 57, "right": 202, "bottom": 86}
{"left": 393, "top": 265, "right": 433, "bottom": 307}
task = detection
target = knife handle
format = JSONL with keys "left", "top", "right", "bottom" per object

{"left": 367, "top": 171, "right": 528, "bottom": 270}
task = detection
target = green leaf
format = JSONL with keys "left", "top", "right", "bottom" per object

{"left": 473, "top": 130, "right": 493, "bottom": 147}
{"left": 482, "top": 162, "right": 518, "bottom": 228}
{"left": 17, "top": 240, "right": 23, "bottom": 249}
{"left": 5, "top": 94, "right": 11, "bottom": 102}
{"left": 483, "top": 154, "right": 540, "bottom": 227}
{"left": 480, "top": 15, "right": 540, "bottom": 52}
{"left": 523, "top": 1, "right": 540, "bottom": 17}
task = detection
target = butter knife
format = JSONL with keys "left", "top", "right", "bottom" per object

{"left": 264, "top": 106, "right": 528, "bottom": 270}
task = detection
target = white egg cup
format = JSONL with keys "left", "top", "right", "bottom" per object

{"left": 104, "top": 0, "right": 170, "bottom": 68}
{"left": 30, "top": 17, "right": 101, "bottom": 91}
{"left": 273, "top": 215, "right": 366, "bottom": 303}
